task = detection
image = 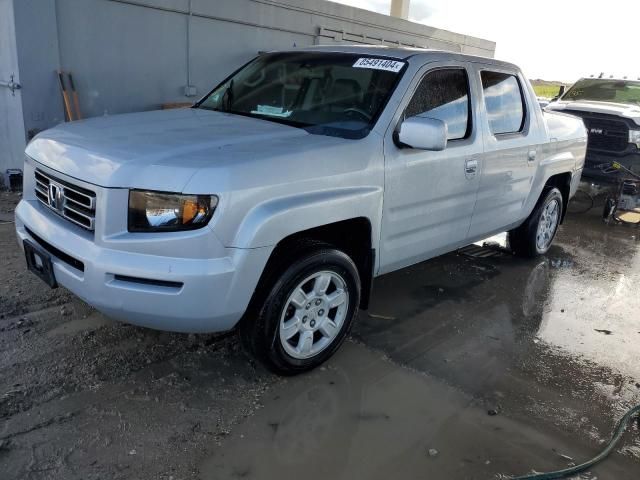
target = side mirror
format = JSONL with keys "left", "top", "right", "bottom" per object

{"left": 397, "top": 116, "right": 448, "bottom": 151}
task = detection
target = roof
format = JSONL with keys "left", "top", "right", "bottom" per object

{"left": 297, "top": 44, "right": 432, "bottom": 59}
{"left": 276, "top": 44, "right": 519, "bottom": 70}
{"left": 581, "top": 76, "right": 640, "bottom": 82}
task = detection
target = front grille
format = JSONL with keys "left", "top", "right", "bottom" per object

{"left": 584, "top": 118, "right": 629, "bottom": 152}
{"left": 564, "top": 110, "right": 629, "bottom": 153}
{"left": 34, "top": 169, "right": 96, "bottom": 231}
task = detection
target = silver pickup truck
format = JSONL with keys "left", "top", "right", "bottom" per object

{"left": 15, "top": 46, "right": 587, "bottom": 374}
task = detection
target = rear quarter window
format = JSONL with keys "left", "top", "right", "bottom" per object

{"left": 481, "top": 71, "right": 526, "bottom": 135}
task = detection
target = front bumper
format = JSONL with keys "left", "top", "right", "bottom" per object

{"left": 15, "top": 198, "right": 271, "bottom": 333}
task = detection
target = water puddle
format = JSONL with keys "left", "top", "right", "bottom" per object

{"left": 198, "top": 342, "right": 638, "bottom": 479}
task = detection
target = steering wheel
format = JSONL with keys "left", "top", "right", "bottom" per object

{"left": 342, "top": 107, "right": 372, "bottom": 122}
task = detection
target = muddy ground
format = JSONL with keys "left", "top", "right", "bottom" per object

{"left": 1, "top": 187, "right": 639, "bottom": 479}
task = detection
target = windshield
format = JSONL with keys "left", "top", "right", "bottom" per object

{"left": 562, "top": 78, "right": 640, "bottom": 106}
{"left": 196, "top": 52, "right": 406, "bottom": 139}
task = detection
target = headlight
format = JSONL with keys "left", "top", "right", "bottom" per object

{"left": 128, "top": 190, "right": 218, "bottom": 232}
{"left": 630, "top": 129, "right": 640, "bottom": 148}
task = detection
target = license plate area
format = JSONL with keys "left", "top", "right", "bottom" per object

{"left": 24, "top": 239, "right": 58, "bottom": 288}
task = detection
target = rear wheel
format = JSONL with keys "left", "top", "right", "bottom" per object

{"left": 240, "top": 245, "right": 360, "bottom": 375}
{"left": 509, "top": 187, "right": 563, "bottom": 257}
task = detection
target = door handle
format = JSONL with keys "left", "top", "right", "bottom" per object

{"left": 528, "top": 150, "right": 537, "bottom": 162}
{"left": 465, "top": 159, "right": 478, "bottom": 178}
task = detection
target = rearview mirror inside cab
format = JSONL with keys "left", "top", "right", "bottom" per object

{"left": 397, "top": 116, "right": 448, "bottom": 151}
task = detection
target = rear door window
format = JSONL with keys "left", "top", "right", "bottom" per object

{"left": 405, "top": 68, "right": 471, "bottom": 141}
{"left": 480, "top": 71, "right": 526, "bottom": 135}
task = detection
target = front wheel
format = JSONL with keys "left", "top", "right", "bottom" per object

{"left": 240, "top": 246, "right": 361, "bottom": 375}
{"left": 509, "top": 187, "right": 563, "bottom": 257}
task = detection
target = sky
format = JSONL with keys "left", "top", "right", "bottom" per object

{"left": 332, "top": 0, "right": 639, "bottom": 83}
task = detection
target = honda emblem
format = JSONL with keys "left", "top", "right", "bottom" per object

{"left": 48, "top": 182, "right": 65, "bottom": 212}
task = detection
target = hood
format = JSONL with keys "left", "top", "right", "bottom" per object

{"left": 26, "top": 108, "right": 309, "bottom": 190}
{"left": 547, "top": 100, "right": 640, "bottom": 126}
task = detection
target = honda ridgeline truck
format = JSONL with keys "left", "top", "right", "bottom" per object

{"left": 15, "top": 46, "right": 587, "bottom": 374}
{"left": 546, "top": 77, "right": 640, "bottom": 182}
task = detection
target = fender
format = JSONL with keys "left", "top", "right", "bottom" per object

{"left": 230, "top": 186, "right": 383, "bottom": 249}
{"left": 521, "top": 149, "right": 577, "bottom": 223}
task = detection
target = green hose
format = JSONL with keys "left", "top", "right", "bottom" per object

{"left": 510, "top": 404, "right": 640, "bottom": 479}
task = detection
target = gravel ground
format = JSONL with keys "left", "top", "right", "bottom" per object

{"left": 1, "top": 191, "right": 277, "bottom": 480}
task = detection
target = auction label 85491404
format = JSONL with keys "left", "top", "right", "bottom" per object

{"left": 352, "top": 58, "right": 405, "bottom": 72}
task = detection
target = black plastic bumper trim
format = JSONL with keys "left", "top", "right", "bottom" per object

{"left": 113, "top": 274, "right": 183, "bottom": 289}
{"left": 25, "top": 227, "right": 85, "bottom": 272}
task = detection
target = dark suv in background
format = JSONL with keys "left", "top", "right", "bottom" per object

{"left": 546, "top": 77, "right": 640, "bottom": 183}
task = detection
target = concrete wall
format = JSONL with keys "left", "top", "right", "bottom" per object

{"left": 0, "top": 0, "right": 495, "bottom": 175}
{"left": 14, "top": 0, "right": 65, "bottom": 138}
{"left": 0, "top": 0, "right": 27, "bottom": 175}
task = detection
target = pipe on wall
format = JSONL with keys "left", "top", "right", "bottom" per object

{"left": 187, "top": 0, "right": 191, "bottom": 87}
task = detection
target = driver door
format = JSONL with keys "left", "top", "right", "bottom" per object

{"left": 379, "top": 61, "right": 484, "bottom": 274}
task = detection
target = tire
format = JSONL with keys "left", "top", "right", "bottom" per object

{"left": 509, "top": 187, "right": 563, "bottom": 258}
{"left": 240, "top": 244, "right": 361, "bottom": 375}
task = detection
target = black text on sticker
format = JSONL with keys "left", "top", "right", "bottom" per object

{"left": 352, "top": 58, "right": 405, "bottom": 72}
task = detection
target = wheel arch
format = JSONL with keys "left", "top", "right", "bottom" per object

{"left": 229, "top": 186, "right": 382, "bottom": 249}
{"left": 245, "top": 217, "right": 375, "bottom": 316}
{"left": 543, "top": 172, "right": 572, "bottom": 223}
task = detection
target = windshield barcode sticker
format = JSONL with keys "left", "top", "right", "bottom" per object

{"left": 353, "top": 58, "right": 405, "bottom": 72}
{"left": 252, "top": 105, "right": 292, "bottom": 118}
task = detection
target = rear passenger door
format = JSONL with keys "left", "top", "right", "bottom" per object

{"left": 379, "top": 62, "right": 483, "bottom": 274}
{"left": 468, "top": 64, "right": 544, "bottom": 238}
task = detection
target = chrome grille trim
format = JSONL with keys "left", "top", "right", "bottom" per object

{"left": 34, "top": 169, "right": 96, "bottom": 231}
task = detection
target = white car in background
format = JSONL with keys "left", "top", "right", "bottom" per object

{"left": 537, "top": 97, "right": 551, "bottom": 108}
{"left": 546, "top": 76, "right": 640, "bottom": 182}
